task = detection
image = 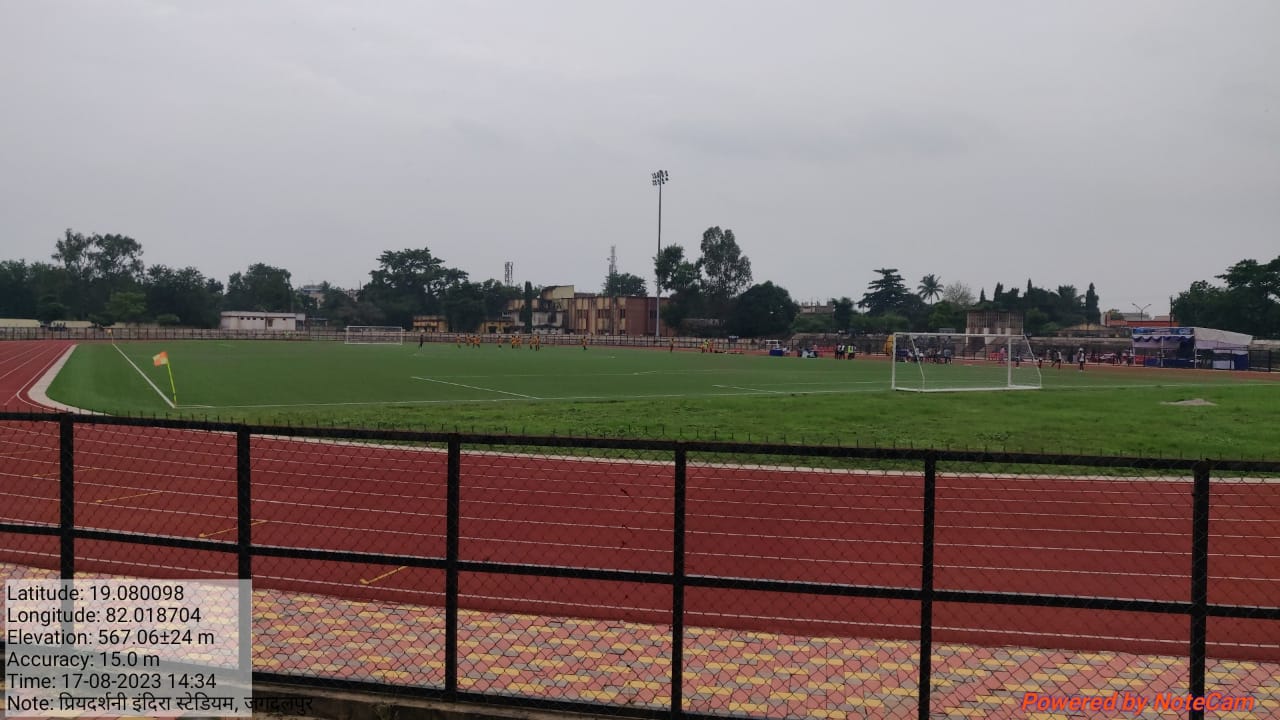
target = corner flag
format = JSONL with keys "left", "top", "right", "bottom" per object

{"left": 152, "top": 351, "right": 177, "bottom": 404}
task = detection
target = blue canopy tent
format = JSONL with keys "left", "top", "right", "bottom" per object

{"left": 1131, "top": 326, "right": 1253, "bottom": 369}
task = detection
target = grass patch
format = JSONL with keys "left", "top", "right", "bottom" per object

{"left": 46, "top": 340, "right": 1280, "bottom": 460}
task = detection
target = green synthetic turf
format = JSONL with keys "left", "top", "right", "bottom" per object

{"left": 47, "top": 340, "right": 1280, "bottom": 458}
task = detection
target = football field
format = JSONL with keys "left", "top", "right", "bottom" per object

{"left": 46, "top": 339, "right": 1280, "bottom": 457}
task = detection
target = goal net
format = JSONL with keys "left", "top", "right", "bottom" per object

{"left": 345, "top": 326, "right": 406, "bottom": 345}
{"left": 890, "top": 333, "right": 1042, "bottom": 392}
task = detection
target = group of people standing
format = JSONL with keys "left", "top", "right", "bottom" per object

{"left": 1042, "top": 347, "right": 1087, "bottom": 371}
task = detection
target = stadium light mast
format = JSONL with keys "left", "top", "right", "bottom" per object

{"left": 651, "top": 169, "right": 669, "bottom": 339}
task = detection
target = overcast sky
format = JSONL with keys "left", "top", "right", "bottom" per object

{"left": 2, "top": 1, "right": 1277, "bottom": 314}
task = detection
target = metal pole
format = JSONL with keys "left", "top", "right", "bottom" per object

{"left": 59, "top": 415, "right": 75, "bottom": 579}
{"left": 445, "top": 434, "right": 461, "bottom": 701}
{"left": 236, "top": 427, "right": 252, "bottom": 675}
{"left": 656, "top": 180, "right": 663, "bottom": 340}
{"left": 1007, "top": 335, "right": 1013, "bottom": 387}
{"left": 1188, "top": 460, "right": 1210, "bottom": 720}
{"left": 671, "top": 444, "right": 687, "bottom": 717}
{"left": 918, "top": 453, "right": 937, "bottom": 720}
{"left": 890, "top": 335, "right": 897, "bottom": 388}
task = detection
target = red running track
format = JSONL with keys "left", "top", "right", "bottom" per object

{"left": 0, "top": 340, "right": 1276, "bottom": 661}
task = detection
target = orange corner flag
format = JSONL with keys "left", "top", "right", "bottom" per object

{"left": 152, "top": 351, "right": 169, "bottom": 367}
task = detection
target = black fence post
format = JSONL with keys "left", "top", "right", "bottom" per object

{"left": 237, "top": 428, "right": 252, "bottom": 579}
{"left": 59, "top": 414, "right": 75, "bottom": 579}
{"left": 671, "top": 443, "right": 687, "bottom": 719}
{"left": 1189, "top": 460, "right": 1210, "bottom": 720}
{"left": 445, "top": 434, "right": 461, "bottom": 701}
{"left": 918, "top": 453, "right": 937, "bottom": 720}
{"left": 236, "top": 427, "right": 253, "bottom": 675}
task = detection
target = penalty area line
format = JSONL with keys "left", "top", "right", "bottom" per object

{"left": 411, "top": 376, "right": 540, "bottom": 399}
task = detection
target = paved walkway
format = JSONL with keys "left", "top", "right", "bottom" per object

{"left": 3, "top": 563, "right": 1277, "bottom": 719}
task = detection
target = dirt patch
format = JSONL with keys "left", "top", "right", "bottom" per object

{"left": 1161, "top": 398, "right": 1217, "bottom": 406}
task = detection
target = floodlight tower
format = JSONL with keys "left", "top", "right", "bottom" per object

{"left": 651, "top": 169, "right": 669, "bottom": 339}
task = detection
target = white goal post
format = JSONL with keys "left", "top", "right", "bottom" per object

{"left": 345, "top": 326, "right": 406, "bottom": 345}
{"left": 890, "top": 332, "right": 1042, "bottom": 392}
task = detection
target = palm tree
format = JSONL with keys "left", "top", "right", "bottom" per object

{"left": 918, "top": 274, "right": 943, "bottom": 303}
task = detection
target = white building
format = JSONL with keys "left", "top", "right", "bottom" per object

{"left": 220, "top": 311, "right": 306, "bottom": 331}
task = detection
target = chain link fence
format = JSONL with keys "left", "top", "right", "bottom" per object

{"left": 1, "top": 412, "right": 1277, "bottom": 719}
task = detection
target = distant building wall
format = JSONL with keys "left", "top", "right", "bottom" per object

{"left": 220, "top": 311, "right": 304, "bottom": 331}
{"left": 965, "top": 311, "right": 1024, "bottom": 335}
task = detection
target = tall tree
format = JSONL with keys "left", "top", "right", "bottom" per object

{"left": 144, "top": 265, "right": 222, "bottom": 327}
{"left": 480, "top": 279, "right": 519, "bottom": 321}
{"left": 1083, "top": 283, "right": 1101, "bottom": 324}
{"left": 1173, "top": 256, "right": 1280, "bottom": 337}
{"left": 51, "top": 229, "right": 145, "bottom": 319}
{"left": 225, "top": 264, "right": 293, "bottom": 313}
{"left": 361, "top": 248, "right": 468, "bottom": 328}
{"left": 917, "top": 274, "right": 943, "bottom": 303}
{"left": 654, "top": 244, "right": 704, "bottom": 332}
{"left": 442, "top": 281, "right": 487, "bottom": 332}
{"left": 698, "top": 227, "right": 752, "bottom": 314}
{"left": 728, "top": 282, "right": 798, "bottom": 337}
{"left": 927, "top": 301, "right": 965, "bottom": 332}
{"left": 859, "top": 268, "right": 912, "bottom": 316}
{"left": 90, "top": 234, "right": 145, "bottom": 282}
{"left": 654, "top": 245, "right": 700, "bottom": 296}
{"left": 942, "top": 283, "right": 975, "bottom": 308}
{"left": 0, "top": 261, "right": 39, "bottom": 318}
{"left": 603, "top": 272, "right": 647, "bottom": 297}
{"left": 521, "top": 281, "right": 534, "bottom": 332}
{"left": 1172, "top": 280, "right": 1228, "bottom": 329}
{"left": 105, "top": 290, "right": 147, "bottom": 324}
{"left": 1218, "top": 257, "right": 1280, "bottom": 336}
{"left": 52, "top": 230, "right": 94, "bottom": 317}
{"left": 831, "top": 297, "right": 855, "bottom": 331}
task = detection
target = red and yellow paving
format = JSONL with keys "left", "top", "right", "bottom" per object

{"left": 3, "top": 563, "right": 1276, "bottom": 719}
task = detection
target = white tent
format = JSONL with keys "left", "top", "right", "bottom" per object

{"left": 1131, "top": 327, "right": 1252, "bottom": 369}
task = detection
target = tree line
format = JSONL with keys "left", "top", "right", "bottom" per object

{"left": 1171, "top": 256, "right": 1280, "bottom": 339}
{"left": 5, "top": 228, "right": 1271, "bottom": 339}
{"left": 0, "top": 230, "right": 523, "bottom": 332}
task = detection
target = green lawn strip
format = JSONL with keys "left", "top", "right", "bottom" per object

{"left": 45, "top": 340, "right": 1280, "bottom": 461}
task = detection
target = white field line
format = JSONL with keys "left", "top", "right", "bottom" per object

{"left": 201, "top": 385, "right": 892, "bottom": 410}
{"left": 208, "top": 376, "right": 1279, "bottom": 413}
{"left": 410, "top": 375, "right": 540, "bottom": 399}
{"left": 113, "top": 343, "right": 175, "bottom": 409}
{"left": 712, "top": 384, "right": 783, "bottom": 394}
